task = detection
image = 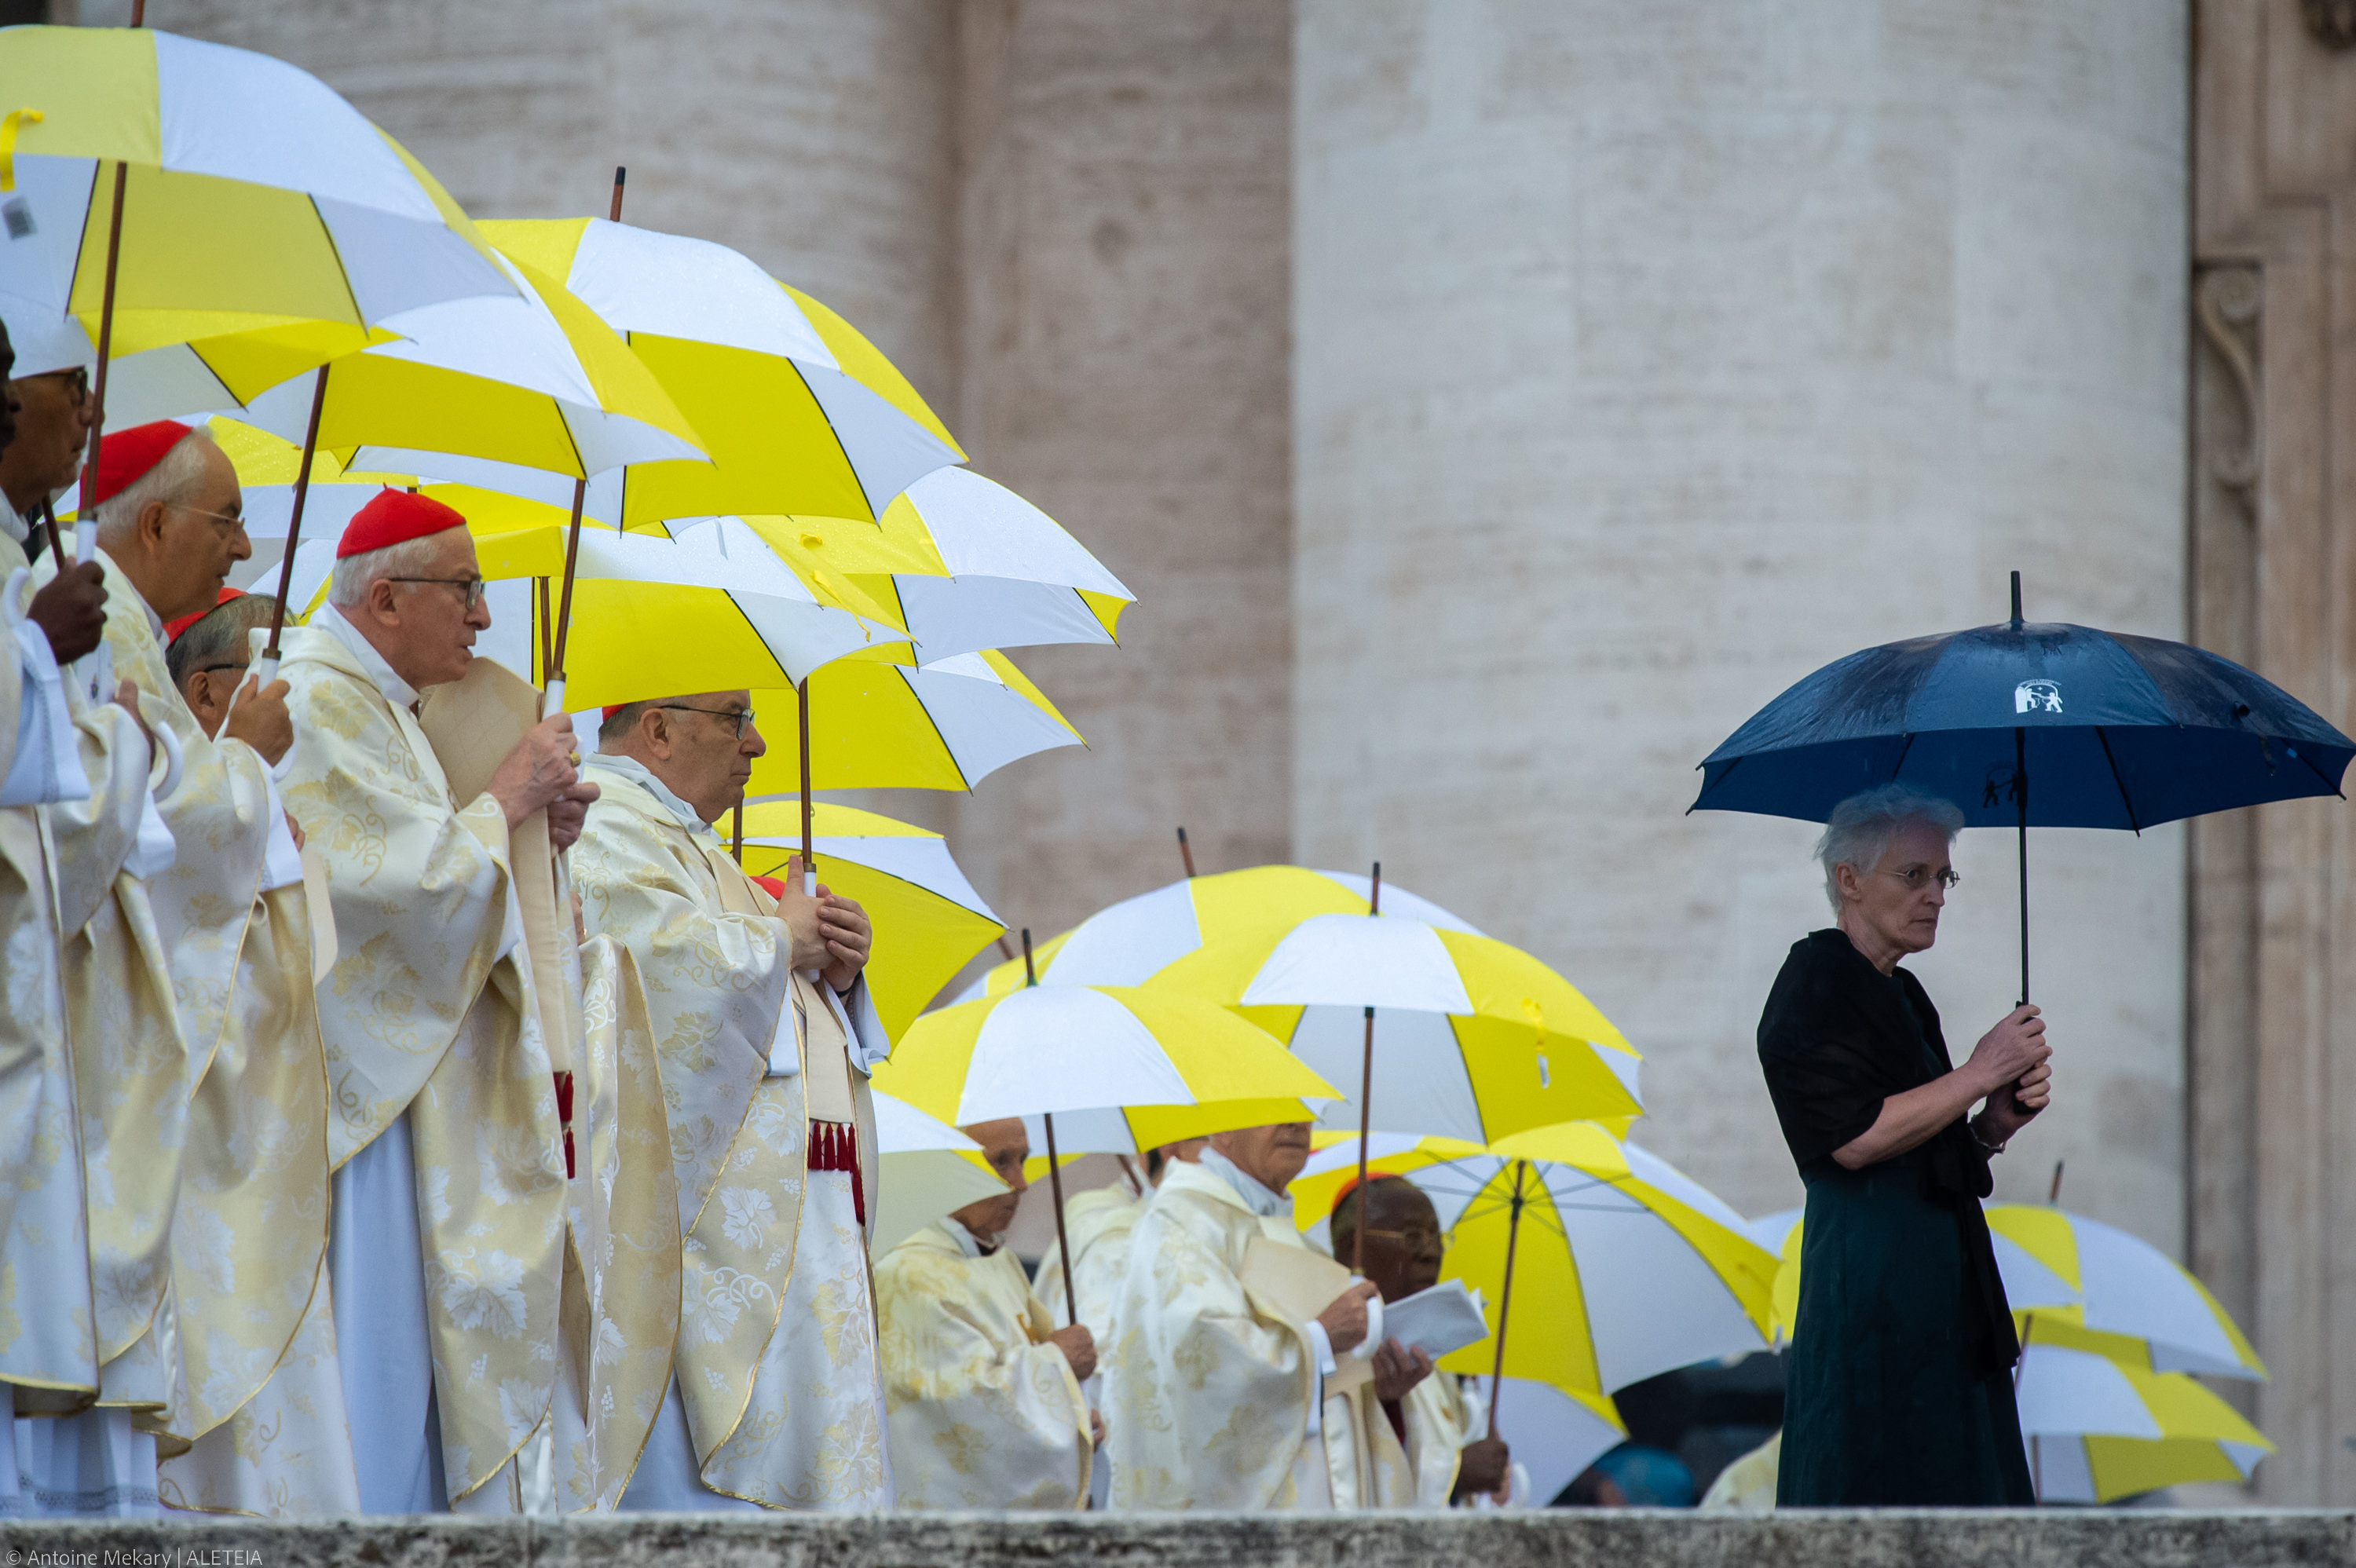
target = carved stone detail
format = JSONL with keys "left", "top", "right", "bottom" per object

{"left": 2302, "top": 0, "right": 2356, "bottom": 49}
{"left": 2193, "top": 264, "right": 2262, "bottom": 513}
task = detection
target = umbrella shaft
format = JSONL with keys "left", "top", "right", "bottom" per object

{"left": 1487, "top": 1159, "right": 1527, "bottom": 1440}
{"left": 1043, "top": 1111, "right": 1077, "bottom": 1325}
{"left": 548, "top": 479, "right": 588, "bottom": 680}
{"left": 71, "top": 161, "right": 131, "bottom": 569}
{"left": 2015, "top": 726, "right": 2029, "bottom": 1005}
{"left": 1354, "top": 1005, "right": 1374, "bottom": 1277}
{"left": 265, "top": 366, "right": 331, "bottom": 660}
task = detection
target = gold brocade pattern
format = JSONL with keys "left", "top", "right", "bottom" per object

{"left": 548, "top": 936, "right": 680, "bottom": 1511}
{"left": 1399, "top": 1371, "right": 1476, "bottom": 1508}
{"left": 1104, "top": 1160, "right": 1403, "bottom": 1511}
{"left": 278, "top": 628, "right": 566, "bottom": 1502}
{"left": 570, "top": 772, "right": 887, "bottom": 1508}
{"left": 1033, "top": 1185, "right": 1143, "bottom": 1341}
{"left": 877, "top": 1223, "right": 1090, "bottom": 1509}
{"left": 159, "top": 879, "right": 331, "bottom": 1445}
{"left": 156, "top": 1270, "right": 360, "bottom": 1516}
{"left": 0, "top": 806, "right": 96, "bottom": 1397}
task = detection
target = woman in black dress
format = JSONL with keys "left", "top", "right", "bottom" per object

{"left": 1756, "top": 785, "right": 2053, "bottom": 1505}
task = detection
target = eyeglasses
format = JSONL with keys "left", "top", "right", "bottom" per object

{"left": 188, "top": 662, "right": 248, "bottom": 679}
{"left": 26, "top": 367, "right": 88, "bottom": 404}
{"left": 170, "top": 503, "right": 248, "bottom": 537}
{"left": 1880, "top": 866, "right": 1962, "bottom": 893}
{"left": 1356, "top": 1225, "right": 1446, "bottom": 1250}
{"left": 383, "top": 576, "right": 488, "bottom": 611}
{"left": 660, "top": 704, "right": 756, "bottom": 739}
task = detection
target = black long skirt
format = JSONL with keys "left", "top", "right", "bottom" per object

{"left": 1776, "top": 1148, "right": 2035, "bottom": 1506}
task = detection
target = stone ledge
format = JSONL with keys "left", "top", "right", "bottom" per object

{"left": 0, "top": 1511, "right": 2347, "bottom": 1568}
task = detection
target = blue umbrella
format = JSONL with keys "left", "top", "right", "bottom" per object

{"left": 1692, "top": 573, "right": 2352, "bottom": 1001}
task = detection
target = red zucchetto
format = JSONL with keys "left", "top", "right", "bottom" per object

{"left": 163, "top": 586, "right": 244, "bottom": 645}
{"left": 335, "top": 488, "right": 468, "bottom": 558}
{"left": 90, "top": 419, "right": 195, "bottom": 508}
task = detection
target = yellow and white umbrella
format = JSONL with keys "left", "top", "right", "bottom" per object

{"left": 873, "top": 977, "right": 1340, "bottom": 1322}
{"left": 738, "top": 651, "right": 1084, "bottom": 800}
{"left": 871, "top": 1089, "right": 1009, "bottom": 1258}
{"left": 477, "top": 216, "right": 962, "bottom": 528}
{"left": 1988, "top": 1204, "right": 2266, "bottom": 1381}
{"left": 1751, "top": 1206, "right": 2080, "bottom": 1347}
{"left": 873, "top": 985, "right": 1339, "bottom": 1131}
{"left": 854, "top": 466, "right": 1135, "bottom": 663}
{"left": 0, "top": 27, "right": 513, "bottom": 381}
{"left": 1174, "top": 913, "right": 1647, "bottom": 1152}
{"left": 960, "top": 864, "right": 1476, "bottom": 999}
{"left": 2014, "top": 1341, "right": 2272, "bottom": 1502}
{"left": 730, "top": 799, "right": 1004, "bottom": 1040}
{"left": 1290, "top": 1126, "right": 1776, "bottom": 1411}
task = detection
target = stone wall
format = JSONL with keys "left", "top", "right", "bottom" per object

{"left": 1290, "top": 0, "right": 2191, "bottom": 1239}
{"left": 0, "top": 1511, "right": 2348, "bottom": 1568}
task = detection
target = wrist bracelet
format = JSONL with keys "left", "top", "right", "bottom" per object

{"left": 1969, "top": 1117, "right": 2007, "bottom": 1156}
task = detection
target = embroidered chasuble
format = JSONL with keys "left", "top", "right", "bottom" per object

{"left": 570, "top": 756, "right": 894, "bottom": 1510}
{"left": 0, "top": 541, "right": 152, "bottom": 1413}
{"left": 276, "top": 616, "right": 566, "bottom": 1508}
{"left": 876, "top": 1221, "right": 1091, "bottom": 1509}
{"left": 1103, "top": 1158, "right": 1410, "bottom": 1510}
{"left": 1033, "top": 1184, "right": 1144, "bottom": 1343}
{"left": 1397, "top": 1370, "right": 1479, "bottom": 1507}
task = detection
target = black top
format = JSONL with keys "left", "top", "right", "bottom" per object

{"left": 1757, "top": 928, "right": 2018, "bottom": 1376}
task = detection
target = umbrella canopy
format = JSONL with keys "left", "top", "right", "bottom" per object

{"left": 1176, "top": 915, "right": 1647, "bottom": 1142}
{"left": 0, "top": 27, "right": 514, "bottom": 371}
{"left": 1988, "top": 1204, "right": 2265, "bottom": 1380}
{"left": 730, "top": 799, "right": 1003, "bottom": 1039}
{"left": 1291, "top": 1127, "right": 1776, "bottom": 1402}
{"left": 872, "top": 985, "right": 1339, "bottom": 1129}
{"left": 1692, "top": 603, "right": 2354, "bottom": 829}
{"left": 854, "top": 466, "right": 1136, "bottom": 663}
{"left": 1692, "top": 576, "right": 2354, "bottom": 1003}
{"left": 234, "top": 251, "right": 704, "bottom": 486}
{"left": 2014, "top": 1343, "right": 2271, "bottom": 1503}
{"left": 869, "top": 1090, "right": 1008, "bottom": 1257}
{"left": 960, "top": 864, "right": 1478, "bottom": 1000}
{"left": 479, "top": 216, "right": 962, "bottom": 527}
{"left": 738, "top": 649, "right": 1084, "bottom": 799}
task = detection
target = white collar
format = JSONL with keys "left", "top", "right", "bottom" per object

{"left": 1198, "top": 1149, "right": 1293, "bottom": 1219}
{"left": 584, "top": 751, "right": 715, "bottom": 838}
{"left": 939, "top": 1215, "right": 997, "bottom": 1259}
{"left": 316, "top": 602, "right": 420, "bottom": 709}
{"left": 94, "top": 547, "right": 166, "bottom": 641}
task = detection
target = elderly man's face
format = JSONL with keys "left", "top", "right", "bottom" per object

{"left": 1209, "top": 1122, "right": 1313, "bottom": 1196}
{"left": 1842, "top": 820, "right": 1952, "bottom": 958}
{"left": 0, "top": 367, "right": 89, "bottom": 512}
{"left": 947, "top": 1117, "right": 1030, "bottom": 1242}
{"left": 1340, "top": 1179, "right": 1446, "bottom": 1303}
{"left": 627, "top": 690, "right": 763, "bottom": 824}
{"left": 147, "top": 440, "right": 249, "bottom": 620}
{"left": 371, "top": 527, "right": 488, "bottom": 690}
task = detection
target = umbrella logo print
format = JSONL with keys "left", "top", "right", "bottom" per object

{"left": 2014, "top": 680, "right": 2063, "bottom": 715}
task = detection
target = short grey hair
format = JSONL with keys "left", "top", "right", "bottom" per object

{"left": 165, "top": 594, "right": 281, "bottom": 690}
{"left": 1815, "top": 785, "right": 1965, "bottom": 912}
{"left": 92, "top": 427, "right": 217, "bottom": 536}
{"left": 327, "top": 533, "right": 444, "bottom": 609}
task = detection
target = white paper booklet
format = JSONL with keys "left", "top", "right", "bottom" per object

{"left": 1385, "top": 1279, "right": 1489, "bottom": 1360}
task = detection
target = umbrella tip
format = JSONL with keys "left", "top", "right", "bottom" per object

{"left": 1020, "top": 927, "right": 1037, "bottom": 987}
{"left": 2010, "top": 569, "right": 2023, "bottom": 627}
{"left": 1176, "top": 825, "right": 1195, "bottom": 879}
{"left": 609, "top": 166, "right": 627, "bottom": 223}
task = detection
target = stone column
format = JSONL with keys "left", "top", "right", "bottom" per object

{"left": 1293, "top": 2, "right": 2189, "bottom": 1245}
{"left": 939, "top": 0, "right": 1295, "bottom": 940}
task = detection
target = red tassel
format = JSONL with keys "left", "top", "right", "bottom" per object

{"left": 807, "top": 1119, "right": 865, "bottom": 1226}
{"left": 553, "top": 1071, "right": 576, "bottom": 1181}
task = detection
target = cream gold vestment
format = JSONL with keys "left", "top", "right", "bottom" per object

{"left": 1034, "top": 1182, "right": 1143, "bottom": 1344}
{"left": 277, "top": 612, "right": 566, "bottom": 1508}
{"left": 876, "top": 1219, "right": 1090, "bottom": 1509}
{"left": 571, "top": 754, "right": 894, "bottom": 1511}
{"left": 1396, "top": 1369, "right": 1478, "bottom": 1506}
{"left": 1103, "top": 1157, "right": 1409, "bottom": 1510}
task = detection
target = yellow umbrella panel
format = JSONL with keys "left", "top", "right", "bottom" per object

{"left": 731, "top": 799, "right": 1004, "bottom": 1040}
{"left": 1290, "top": 1126, "right": 1775, "bottom": 1403}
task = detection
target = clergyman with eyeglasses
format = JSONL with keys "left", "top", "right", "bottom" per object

{"left": 1754, "top": 784, "right": 2052, "bottom": 1506}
